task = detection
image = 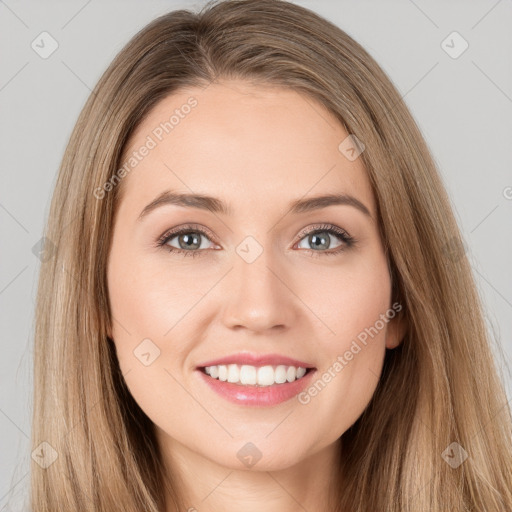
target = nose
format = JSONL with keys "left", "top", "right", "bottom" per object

{"left": 220, "top": 244, "right": 298, "bottom": 334}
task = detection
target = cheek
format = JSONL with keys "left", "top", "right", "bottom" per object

{"left": 107, "top": 244, "right": 174, "bottom": 370}
{"left": 302, "top": 252, "right": 392, "bottom": 350}
{"left": 301, "top": 254, "right": 390, "bottom": 378}
{"left": 297, "top": 255, "right": 392, "bottom": 434}
{"left": 337, "top": 266, "right": 391, "bottom": 342}
{"left": 107, "top": 252, "right": 192, "bottom": 423}
{"left": 108, "top": 239, "right": 188, "bottom": 334}
{"left": 107, "top": 246, "right": 211, "bottom": 389}
{"left": 110, "top": 272, "right": 170, "bottom": 332}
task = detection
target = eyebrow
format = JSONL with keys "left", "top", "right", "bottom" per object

{"left": 137, "top": 190, "right": 372, "bottom": 221}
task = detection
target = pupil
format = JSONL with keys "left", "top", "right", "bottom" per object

{"left": 310, "top": 232, "right": 329, "bottom": 250}
{"left": 180, "top": 233, "right": 200, "bottom": 250}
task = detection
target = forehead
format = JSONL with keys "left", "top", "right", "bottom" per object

{"left": 117, "top": 80, "right": 375, "bottom": 219}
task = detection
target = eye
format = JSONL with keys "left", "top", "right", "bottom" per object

{"left": 294, "top": 224, "right": 356, "bottom": 257}
{"left": 156, "top": 223, "right": 356, "bottom": 258}
{"left": 156, "top": 224, "right": 218, "bottom": 258}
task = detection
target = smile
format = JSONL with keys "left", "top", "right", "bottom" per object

{"left": 197, "top": 364, "right": 317, "bottom": 406}
{"left": 201, "top": 364, "right": 311, "bottom": 386}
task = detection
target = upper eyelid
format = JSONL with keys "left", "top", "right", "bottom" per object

{"left": 158, "top": 224, "right": 215, "bottom": 243}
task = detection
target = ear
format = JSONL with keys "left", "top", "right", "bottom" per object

{"left": 385, "top": 310, "right": 407, "bottom": 350}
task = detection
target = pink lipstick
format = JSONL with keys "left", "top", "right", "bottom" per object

{"left": 195, "top": 352, "right": 316, "bottom": 406}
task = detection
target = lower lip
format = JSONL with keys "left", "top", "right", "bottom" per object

{"left": 196, "top": 368, "right": 317, "bottom": 406}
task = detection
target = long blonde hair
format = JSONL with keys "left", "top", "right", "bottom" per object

{"left": 32, "top": 1, "right": 512, "bottom": 510}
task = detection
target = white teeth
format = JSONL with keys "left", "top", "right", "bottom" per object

{"left": 203, "top": 363, "right": 310, "bottom": 386}
{"left": 240, "top": 365, "right": 257, "bottom": 385}
{"left": 274, "top": 365, "right": 287, "bottom": 384}
{"left": 227, "top": 364, "right": 239, "bottom": 383}
{"left": 218, "top": 365, "right": 228, "bottom": 381}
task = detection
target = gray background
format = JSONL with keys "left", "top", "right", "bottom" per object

{"left": 1, "top": 0, "right": 511, "bottom": 509}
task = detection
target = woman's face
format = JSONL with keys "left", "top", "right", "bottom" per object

{"left": 107, "top": 79, "right": 404, "bottom": 472}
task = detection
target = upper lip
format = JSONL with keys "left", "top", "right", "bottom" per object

{"left": 196, "top": 352, "right": 316, "bottom": 369}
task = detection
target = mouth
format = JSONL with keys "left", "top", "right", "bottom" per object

{"left": 198, "top": 363, "right": 316, "bottom": 387}
{"left": 196, "top": 363, "right": 317, "bottom": 406}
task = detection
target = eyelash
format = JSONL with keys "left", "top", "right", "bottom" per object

{"left": 155, "top": 223, "right": 356, "bottom": 258}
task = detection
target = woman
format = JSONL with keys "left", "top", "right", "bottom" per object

{"left": 32, "top": 0, "right": 512, "bottom": 510}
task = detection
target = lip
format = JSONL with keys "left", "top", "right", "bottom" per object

{"left": 196, "top": 367, "right": 317, "bottom": 407}
{"left": 196, "top": 352, "right": 315, "bottom": 369}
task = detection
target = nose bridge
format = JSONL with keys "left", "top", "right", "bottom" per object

{"left": 221, "top": 233, "right": 294, "bottom": 331}
{"left": 237, "top": 241, "right": 277, "bottom": 293}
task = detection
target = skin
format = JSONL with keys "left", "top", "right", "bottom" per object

{"left": 107, "top": 79, "right": 406, "bottom": 512}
